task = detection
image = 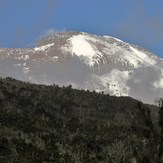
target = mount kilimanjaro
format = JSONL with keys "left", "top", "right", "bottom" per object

{"left": 0, "top": 31, "right": 163, "bottom": 104}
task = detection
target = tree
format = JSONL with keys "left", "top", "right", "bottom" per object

{"left": 158, "top": 98, "right": 163, "bottom": 162}
{"left": 154, "top": 98, "right": 163, "bottom": 107}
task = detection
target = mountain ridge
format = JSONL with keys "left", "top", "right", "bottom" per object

{"left": 0, "top": 77, "right": 161, "bottom": 162}
{"left": 0, "top": 31, "right": 162, "bottom": 104}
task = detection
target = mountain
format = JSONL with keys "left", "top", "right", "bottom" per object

{"left": 0, "top": 31, "right": 163, "bottom": 104}
{"left": 0, "top": 77, "right": 161, "bottom": 162}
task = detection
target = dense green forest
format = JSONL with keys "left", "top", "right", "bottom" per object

{"left": 0, "top": 77, "right": 162, "bottom": 163}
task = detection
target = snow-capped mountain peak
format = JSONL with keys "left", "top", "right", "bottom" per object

{"left": 0, "top": 31, "right": 162, "bottom": 104}
{"left": 58, "top": 32, "right": 158, "bottom": 68}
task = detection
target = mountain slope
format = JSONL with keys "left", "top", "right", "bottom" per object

{"left": 0, "top": 31, "right": 163, "bottom": 104}
{"left": 0, "top": 77, "right": 161, "bottom": 162}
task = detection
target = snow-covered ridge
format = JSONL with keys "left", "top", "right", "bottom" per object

{"left": 60, "top": 32, "right": 159, "bottom": 68}
{"left": 34, "top": 43, "right": 55, "bottom": 52}
{"left": 129, "top": 46, "right": 157, "bottom": 65}
{"left": 103, "top": 35, "right": 124, "bottom": 43}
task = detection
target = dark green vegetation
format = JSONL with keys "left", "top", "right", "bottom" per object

{"left": 0, "top": 77, "right": 162, "bottom": 162}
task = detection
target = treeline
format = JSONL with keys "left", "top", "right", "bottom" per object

{"left": 0, "top": 77, "right": 162, "bottom": 163}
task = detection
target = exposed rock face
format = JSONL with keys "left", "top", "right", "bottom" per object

{"left": 0, "top": 31, "right": 163, "bottom": 104}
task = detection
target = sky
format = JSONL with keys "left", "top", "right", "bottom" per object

{"left": 0, "top": 0, "right": 163, "bottom": 58}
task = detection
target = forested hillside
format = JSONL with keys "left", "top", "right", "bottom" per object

{"left": 0, "top": 77, "right": 162, "bottom": 162}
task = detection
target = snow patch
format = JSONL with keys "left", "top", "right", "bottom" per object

{"left": 23, "top": 55, "right": 29, "bottom": 60}
{"left": 34, "top": 43, "right": 55, "bottom": 52}
{"left": 17, "top": 55, "right": 29, "bottom": 60}
{"left": 52, "top": 56, "right": 58, "bottom": 61}
{"left": 62, "top": 34, "right": 102, "bottom": 66}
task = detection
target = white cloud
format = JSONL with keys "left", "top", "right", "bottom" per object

{"left": 44, "top": 28, "right": 66, "bottom": 36}
{"left": 34, "top": 28, "right": 66, "bottom": 45}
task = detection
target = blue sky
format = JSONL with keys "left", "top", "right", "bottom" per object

{"left": 0, "top": 0, "right": 163, "bottom": 58}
